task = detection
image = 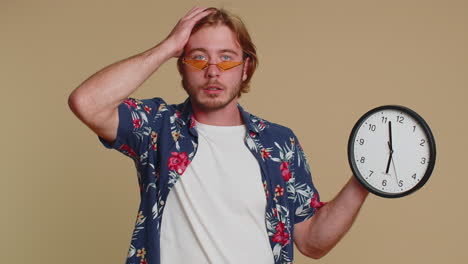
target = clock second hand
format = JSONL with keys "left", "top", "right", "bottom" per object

{"left": 391, "top": 153, "right": 400, "bottom": 186}
{"left": 388, "top": 121, "right": 400, "bottom": 186}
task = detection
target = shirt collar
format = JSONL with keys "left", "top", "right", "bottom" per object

{"left": 177, "top": 97, "right": 262, "bottom": 136}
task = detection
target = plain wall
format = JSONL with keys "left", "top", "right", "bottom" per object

{"left": 1, "top": 0, "right": 467, "bottom": 263}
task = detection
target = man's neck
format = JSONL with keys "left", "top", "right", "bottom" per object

{"left": 191, "top": 99, "right": 244, "bottom": 126}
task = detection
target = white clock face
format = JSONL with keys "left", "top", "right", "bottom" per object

{"left": 350, "top": 108, "right": 434, "bottom": 196}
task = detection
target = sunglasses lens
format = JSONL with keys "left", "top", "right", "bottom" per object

{"left": 217, "top": 61, "right": 243, "bottom": 70}
{"left": 184, "top": 59, "right": 208, "bottom": 70}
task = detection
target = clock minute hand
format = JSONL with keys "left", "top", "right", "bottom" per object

{"left": 385, "top": 121, "right": 393, "bottom": 174}
{"left": 388, "top": 121, "right": 393, "bottom": 151}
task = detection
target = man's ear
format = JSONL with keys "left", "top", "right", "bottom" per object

{"left": 177, "top": 56, "right": 184, "bottom": 76}
{"left": 242, "top": 57, "right": 250, "bottom": 82}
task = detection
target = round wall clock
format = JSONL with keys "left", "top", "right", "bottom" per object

{"left": 348, "top": 105, "right": 436, "bottom": 198}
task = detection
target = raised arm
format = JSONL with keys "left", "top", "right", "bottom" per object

{"left": 294, "top": 176, "right": 369, "bottom": 259}
{"left": 68, "top": 7, "right": 214, "bottom": 143}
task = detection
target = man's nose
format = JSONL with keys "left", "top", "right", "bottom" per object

{"left": 205, "top": 62, "right": 221, "bottom": 78}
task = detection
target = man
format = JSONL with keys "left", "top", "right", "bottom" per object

{"left": 68, "top": 7, "right": 369, "bottom": 264}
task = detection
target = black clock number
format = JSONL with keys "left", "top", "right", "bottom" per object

{"left": 382, "top": 180, "right": 387, "bottom": 186}
{"left": 412, "top": 173, "right": 417, "bottom": 180}
{"left": 413, "top": 125, "right": 416, "bottom": 132}
{"left": 359, "top": 138, "right": 365, "bottom": 145}
{"left": 420, "top": 139, "right": 426, "bottom": 146}
{"left": 421, "top": 157, "right": 426, "bottom": 164}
{"left": 369, "top": 124, "right": 376, "bottom": 131}
{"left": 397, "top": 115, "right": 404, "bottom": 123}
{"left": 398, "top": 180, "right": 403, "bottom": 187}
{"left": 369, "top": 170, "right": 374, "bottom": 177}
{"left": 360, "top": 157, "right": 365, "bottom": 163}
{"left": 381, "top": 116, "right": 388, "bottom": 124}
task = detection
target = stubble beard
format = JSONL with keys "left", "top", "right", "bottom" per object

{"left": 182, "top": 78, "right": 242, "bottom": 111}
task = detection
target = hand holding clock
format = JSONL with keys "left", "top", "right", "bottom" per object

{"left": 348, "top": 105, "right": 436, "bottom": 198}
{"left": 303, "top": 105, "right": 436, "bottom": 260}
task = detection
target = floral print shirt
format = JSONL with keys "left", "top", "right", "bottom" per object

{"left": 99, "top": 97, "right": 323, "bottom": 264}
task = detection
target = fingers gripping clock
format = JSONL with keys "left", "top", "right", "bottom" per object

{"left": 348, "top": 105, "right": 436, "bottom": 198}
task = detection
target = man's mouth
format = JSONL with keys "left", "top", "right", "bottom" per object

{"left": 203, "top": 85, "right": 223, "bottom": 94}
{"left": 205, "top": 85, "right": 222, "bottom": 90}
{"left": 204, "top": 85, "right": 222, "bottom": 91}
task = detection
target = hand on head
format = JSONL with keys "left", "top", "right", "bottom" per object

{"left": 165, "top": 7, "right": 216, "bottom": 58}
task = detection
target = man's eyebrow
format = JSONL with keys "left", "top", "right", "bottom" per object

{"left": 186, "top": 48, "right": 239, "bottom": 56}
{"left": 219, "top": 49, "right": 239, "bottom": 55}
{"left": 187, "top": 48, "right": 208, "bottom": 54}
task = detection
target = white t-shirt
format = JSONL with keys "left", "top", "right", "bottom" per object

{"left": 160, "top": 120, "right": 274, "bottom": 264}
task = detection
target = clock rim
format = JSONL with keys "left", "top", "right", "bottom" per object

{"left": 347, "top": 105, "right": 436, "bottom": 198}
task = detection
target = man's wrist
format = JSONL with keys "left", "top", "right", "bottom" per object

{"left": 143, "top": 40, "right": 178, "bottom": 64}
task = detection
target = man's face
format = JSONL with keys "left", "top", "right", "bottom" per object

{"left": 181, "top": 24, "right": 248, "bottom": 111}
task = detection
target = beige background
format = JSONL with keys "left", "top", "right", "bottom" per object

{"left": 2, "top": 0, "right": 467, "bottom": 263}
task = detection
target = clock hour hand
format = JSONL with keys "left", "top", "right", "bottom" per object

{"left": 385, "top": 142, "right": 392, "bottom": 174}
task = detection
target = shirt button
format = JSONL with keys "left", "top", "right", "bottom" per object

{"left": 160, "top": 200, "right": 165, "bottom": 205}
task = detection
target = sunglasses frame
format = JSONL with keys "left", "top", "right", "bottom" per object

{"left": 182, "top": 57, "right": 244, "bottom": 71}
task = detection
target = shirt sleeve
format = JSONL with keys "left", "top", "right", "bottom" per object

{"left": 290, "top": 132, "right": 323, "bottom": 225}
{"left": 98, "top": 97, "right": 168, "bottom": 159}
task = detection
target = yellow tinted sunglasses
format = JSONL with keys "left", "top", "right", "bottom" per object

{"left": 182, "top": 57, "right": 244, "bottom": 71}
